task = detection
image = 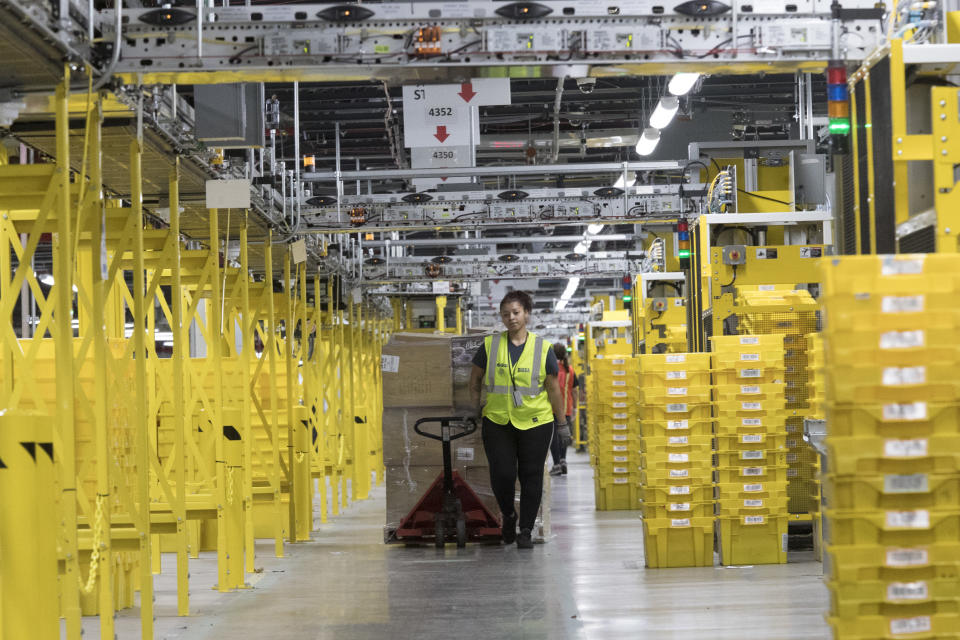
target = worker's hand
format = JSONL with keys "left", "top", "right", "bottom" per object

{"left": 556, "top": 421, "right": 572, "bottom": 447}
{"left": 464, "top": 405, "right": 482, "bottom": 422}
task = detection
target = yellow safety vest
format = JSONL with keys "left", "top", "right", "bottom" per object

{"left": 482, "top": 331, "right": 554, "bottom": 430}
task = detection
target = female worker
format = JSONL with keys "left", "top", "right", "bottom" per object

{"left": 549, "top": 342, "right": 579, "bottom": 477}
{"left": 469, "top": 290, "right": 571, "bottom": 549}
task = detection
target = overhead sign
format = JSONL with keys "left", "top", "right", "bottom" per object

{"left": 402, "top": 78, "right": 511, "bottom": 149}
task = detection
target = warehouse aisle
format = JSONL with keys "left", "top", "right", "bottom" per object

{"left": 96, "top": 451, "right": 828, "bottom": 640}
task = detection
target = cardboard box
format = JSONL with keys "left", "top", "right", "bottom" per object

{"left": 382, "top": 407, "right": 486, "bottom": 467}
{"left": 381, "top": 332, "right": 486, "bottom": 410}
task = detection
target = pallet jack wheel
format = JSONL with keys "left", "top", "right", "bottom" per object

{"left": 434, "top": 520, "right": 446, "bottom": 548}
{"left": 456, "top": 518, "right": 467, "bottom": 548}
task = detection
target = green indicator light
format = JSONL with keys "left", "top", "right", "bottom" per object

{"left": 678, "top": 249, "right": 691, "bottom": 258}
{"left": 622, "top": 295, "right": 632, "bottom": 302}
{"left": 828, "top": 118, "right": 851, "bottom": 135}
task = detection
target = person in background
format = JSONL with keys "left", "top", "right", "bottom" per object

{"left": 468, "top": 290, "right": 570, "bottom": 549}
{"left": 549, "top": 342, "right": 578, "bottom": 476}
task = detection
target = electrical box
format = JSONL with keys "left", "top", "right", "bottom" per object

{"left": 194, "top": 83, "right": 265, "bottom": 148}
{"left": 722, "top": 245, "right": 747, "bottom": 265}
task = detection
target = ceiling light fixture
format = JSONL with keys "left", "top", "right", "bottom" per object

{"left": 573, "top": 241, "right": 589, "bottom": 255}
{"left": 556, "top": 277, "right": 581, "bottom": 311}
{"left": 635, "top": 128, "right": 661, "bottom": 156}
{"left": 668, "top": 72, "right": 701, "bottom": 96}
{"left": 586, "top": 223, "right": 605, "bottom": 235}
{"left": 649, "top": 96, "right": 679, "bottom": 129}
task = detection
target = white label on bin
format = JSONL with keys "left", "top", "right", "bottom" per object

{"left": 612, "top": 380, "right": 627, "bottom": 387}
{"left": 668, "top": 420, "right": 689, "bottom": 430}
{"left": 670, "top": 518, "right": 691, "bottom": 527}
{"left": 882, "top": 295, "right": 924, "bottom": 314}
{"left": 743, "top": 418, "right": 763, "bottom": 426}
{"left": 613, "top": 370, "right": 626, "bottom": 376}
{"left": 613, "top": 424, "right": 628, "bottom": 430}
{"left": 613, "top": 456, "right": 628, "bottom": 463}
{"left": 740, "top": 385, "right": 761, "bottom": 394}
{"left": 741, "top": 450, "right": 765, "bottom": 460}
{"left": 743, "top": 483, "right": 764, "bottom": 492}
{"left": 613, "top": 435, "right": 628, "bottom": 441}
{"left": 786, "top": 423, "right": 799, "bottom": 433}
{"left": 666, "top": 355, "right": 686, "bottom": 363}
{"left": 887, "top": 581, "right": 929, "bottom": 601}
{"left": 883, "top": 402, "right": 928, "bottom": 421}
{"left": 886, "top": 510, "right": 931, "bottom": 529}
{"left": 882, "top": 256, "right": 925, "bottom": 275}
{"left": 613, "top": 467, "right": 628, "bottom": 474}
{"left": 613, "top": 391, "right": 628, "bottom": 398}
{"left": 668, "top": 387, "right": 688, "bottom": 396}
{"left": 669, "top": 503, "right": 691, "bottom": 511}
{"left": 669, "top": 486, "right": 691, "bottom": 495}
{"left": 879, "top": 330, "right": 925, "bottom": 350}
{"left": 612, "top": 359, "right": 627, "bottom": 365}
{"left": 740, "top": 369, "right": 763, "bottom": 378}
{"left": 742, "top": 402, "right": 762, "bottom": 411}
{"left": 669, "top": 469, "right": 689, "bottom": 478}
{"left": 613, "top": 445, "right": 627, "bottom": 452}
{"left": 743, "top": 515, "right": 766, "bottom": 525}
{"left": 613, "top": 477, "right": 629, "bottom": 484}
{"left": 742, "top": 467, "right": 764, "bottom": 476}
{"left": 667, "top": 370, "right": 687, "bottom": 380}
{"left": 668, "top": 436, "right": 689, "bottom": 444}
{"left": 882, "top": 366, "right": 927, "bottom": 386}
{"left": 786, "top": 439, "right": 798, "bottom": 448}
{"left": 740, "top": 336, "right": 760, "bottom": 345}
{"left": 744, "top": 499, "right": 764, "bottom": 508}
{"left": 613, "top": 402, "right": 628, "bottom": 408}
{"left": 758, "top": 284, "right": 777, "bottom": 291}
{"left": 786, "top": 453, "right": 799, "bottom": 463}
{"left": 741, "top": 353, "right": 761, "bottom": 361}
{"left": 456, "top": 447, "right": 475, "bottom": 461}
{"left": 885, "top": 473, "right": 929, "bottom": 494}
{"left": 889, "top": 616, "right": 931, "bottom": 635}
{"left": 666, "top": 403, "right": 688, "bottom": 413}
{"left": 884, "top": 438, "right": 928, "bottom": 458}
{"left": 668, "top": 453, "right": 689, "bottom": 463}
{"left": 886, "top": 548, "right": 928, "bottom": 567}
{"left": 742, "top": 434, "right": 764, "bottom": 443}
{"left": 614, "top": 413, "right": 629, "bottom": 420}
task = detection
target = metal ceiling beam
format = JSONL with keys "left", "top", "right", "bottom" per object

{"left": 360, "top": 234, "right": 633, "bottom": 247}
{"left": 305, "top": 161, "right": 683, "bottom": 181}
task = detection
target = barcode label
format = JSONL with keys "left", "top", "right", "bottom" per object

{"left": 669, "top": 469, "right": 689, "bottom": 478}
{"left": 613, "top": 467, "right": 628, "bottom": 474}
{"left": 887, "top": 581, "right": 929, "bottom": 601}
{"left": 883, "top": 402, "right": 928, "bottom": 421}
{"left": 668, "top": 503, "right": 691, "bottom": 511}
{"left": 886, "top": 547, "right": 928, "bottom": 567}
{"left": 744, "top": 499, "right": 764, "bottom": 507}
{"left": 741, "top": 353, "right": 761, "bottom": 361}
{"left": 666, "top": 370, "right": 687, "bottom": 380}
{"left": 882, "top": 256, "right": 925, "bottom": 275}
{"left": 882, "top": 295, "right": 924, "bottom": 314}
{"left": 668, "top": 387, "right": 688, "bottom": 396}
{"left": 743, "top": 418, "right": 762, "bottom": 426}
{"left": 613, "top": 456, "right": 628, "bottom": 463}
{"left": 740, "top": 385, "right": 761, "bottom": 394}
{"left": 742, "top": 434, "right": 764, "bottom": 443}
{"left": 668, "top": 436, "right": 689, "bottom": 444}
{"left": 883, "top": 366, "right": 927, "bottom": 386}
{"left": 669, "top": 486, "right": 691, "bottom": 495}
{"left": 666, "top": 403, "right": 688, "bottom": 413}
{"left": 612, "top": 380, "right": 627, "bottom": 386}
{"left": 613, "top": 435, "right": 627, "bottom": 441}
{"left": 613, "top": 445, "right": 627, "bottom": 452}
{"left": 741, "top": 450, "right": 765, "bottom": 460}
{"left": 668, "top": 420, "right": 689, "bottom": 429}
{"left": 742, "top": 467, "right": 764, "bottom": 476}
{"left": 739, "top": 369, "right": 763, "bottom": 378}
{"left": 613, "top": 370, "right": 626, "bottom": 376}
{"left": 885, "top": 438, "right": 928, "bottom": 458}
{"left": 743, "top": 483, "right": 763, "bottom": 492}
{"left": 886, "top": 510, "right": 931, "bottom": 529}
{"left": 613, "top": 424, "right": 628, "bottom": 430}
{"left": 743, "top": 515, "right": 765, "bottom": 525}
{"left": 613, "top": 402, "right": 627, "bottom": 408}
{"left": 668, "top": 453, "right": 689, "bottom": 463}
{"left": 613, "top": 477, "right": 628, "bottom": 484}
{"left": 742, "top": 402, "right": 762, "bottom": 410}
{"left": 758, "top": 284, "right": 776, "bottom": 291}
{"left": 614, "top": 413, "right": 628, "bottom": 419}
{"left": 879, "top": 330, "right": 925, "bottom": 350}
{"left": 612, "top": 391, "right": 628, "bottom": 398}
{"left": 889, "top": 616, "right": 931, "bottom": 635}
{"left": 666, "top": 355, "right": 686, "bottom": 363}
{"left": 740, "top": 336, "right": 760, "bottom": 345}
{"left": 670, "top": 518, "right": 691, "bottom": 527}
{"left": 612, "top": 359, "right": 626, "bottom": 365}
{"left": 884, "top": 473, "right": 929, "bottom": 494}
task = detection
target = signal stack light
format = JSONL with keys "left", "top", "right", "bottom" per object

{"left": 677, "top": 221, "right": 691, "bottom": 269}
{"left": 827, "top": 61, "right": 851, "bottom": 154}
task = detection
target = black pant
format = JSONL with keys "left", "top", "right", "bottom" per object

{"left": 481, "top": 417, "right": 554, "bottom": 532}
{"left": 550, "top": 414, "right": 572, "bottom": 465}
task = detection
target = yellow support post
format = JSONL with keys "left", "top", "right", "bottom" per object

{"left": 455, "top": 301, "right": 463, "bottom": 335}
{"left": 264, "top": 234, "right": 285, "bottom": 556}
{"left": 435, "top": 295, "right": 447, "bottom": 333}
{"left": 294, "top": 263, "right": 312, "bottom": 540}
{"left": 405, "top": 297, "right": 413, "bottom": 330}
{"left": 314, "top": 274, "right": 328, "bottom": 523}
{"left": 239, "top": 217, "right": 256, "bottom": 575}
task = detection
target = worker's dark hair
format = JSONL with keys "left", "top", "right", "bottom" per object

{"left": 499, "top": 290, "right": 533, "bottom": 313}
{"left": 552, "top": 342, "right": 569, "bottom": 366}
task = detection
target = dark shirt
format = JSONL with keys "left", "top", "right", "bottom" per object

{"left": 472, "top": 335, "right": 559, "bottom": 376}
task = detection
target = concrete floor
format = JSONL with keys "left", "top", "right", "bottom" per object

{"left": 90, "top": 451, "right": 830, "bottom": 640}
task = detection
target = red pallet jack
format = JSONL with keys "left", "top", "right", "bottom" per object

{"left": 391, "top": 417, "right": 502, "bottom": 547}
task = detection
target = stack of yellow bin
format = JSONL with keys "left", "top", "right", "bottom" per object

{"left": 712, "top": 335, "right": 789, "bottom": 565}
{"left": 822, "top": 254, "right": 960, "bottom": 638}
{"left": 807, "top": 332, "right": 826, "bottom": 560}
{"left": 588, "top": 356, "right": 642, "bottom": 510}
{"left": 639, "top": 353, "right": 715, "bottom": 567}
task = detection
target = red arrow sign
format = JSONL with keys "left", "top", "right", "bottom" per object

{"left": 434, "top": 126, "right": 450, "bottom": 143}
{"left": 458, "top": 82, "right": 477, "bottom": 103}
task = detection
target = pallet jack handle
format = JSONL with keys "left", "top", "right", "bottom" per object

{"left": 413, "top": 417, "right": 478, "bottom": 494}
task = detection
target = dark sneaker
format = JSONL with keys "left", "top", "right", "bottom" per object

{"left": 517, "top": 528, "right": 534, "bottom": 549}
{"left": 501, "top": 512, "right": 517, "bottom": 544}
{"left": 560, "top": 462, "right": 568, "bottom": 475}
{"left": 549, "top": 465, "right": 563, "bottom": 476}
